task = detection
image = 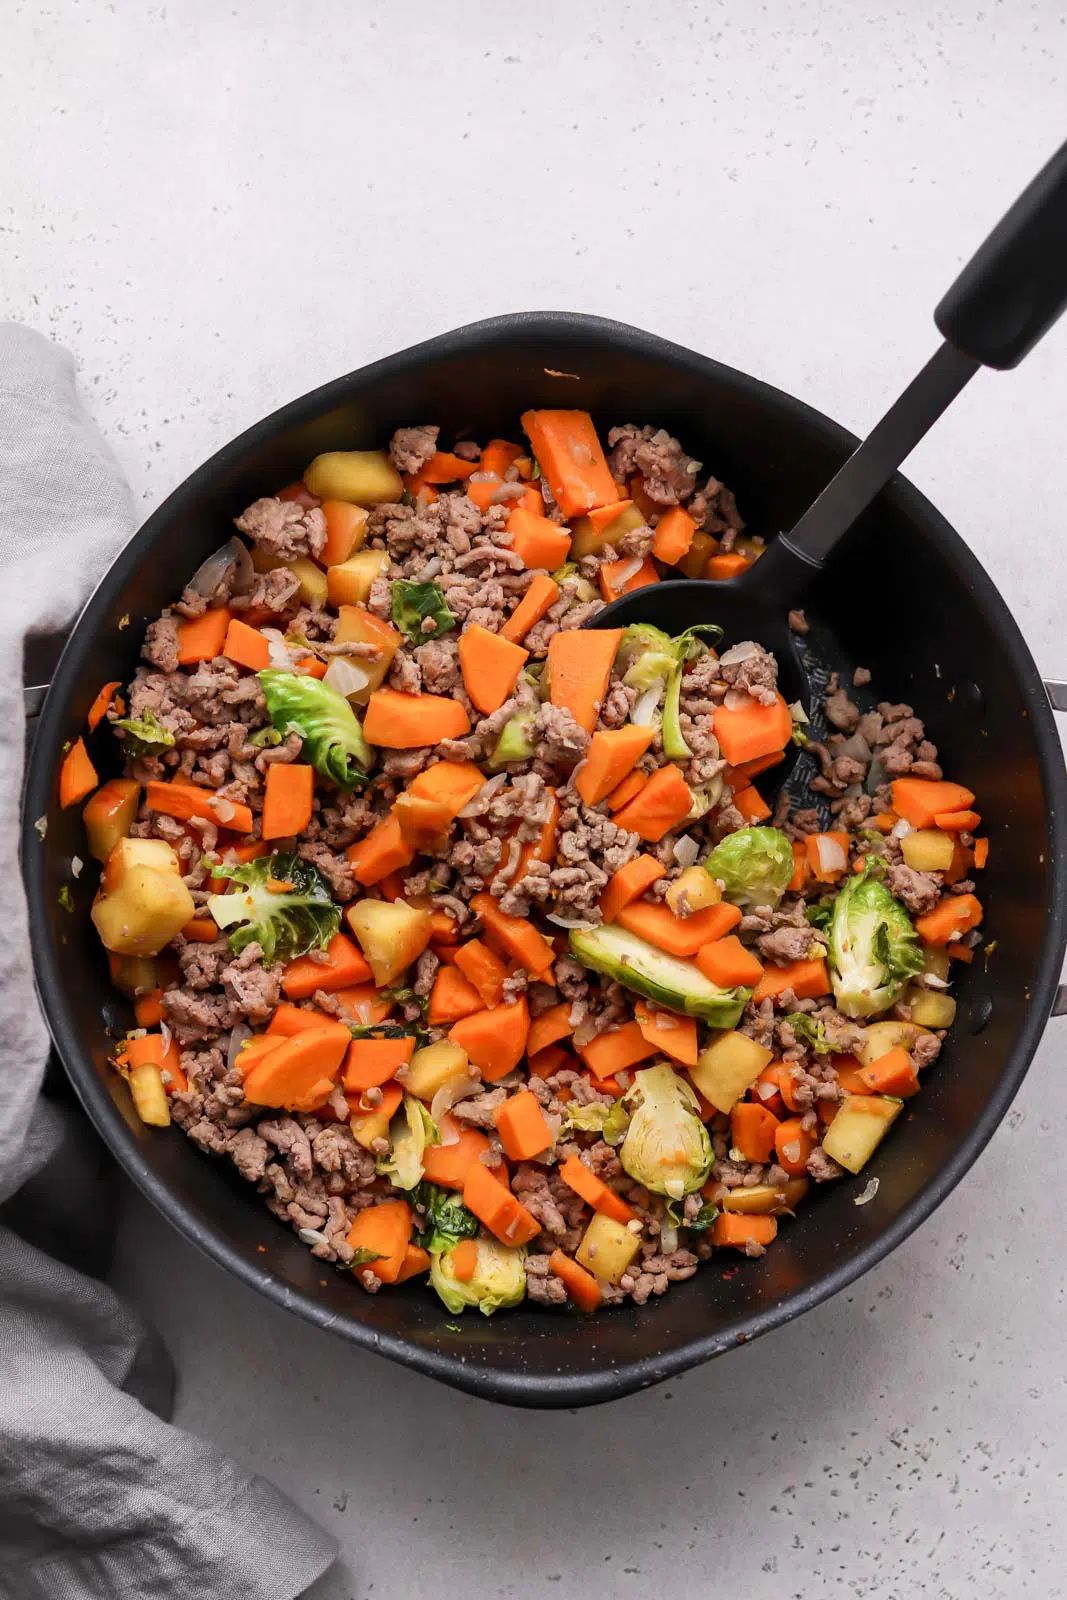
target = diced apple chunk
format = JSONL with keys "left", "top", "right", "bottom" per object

{"left": 722, "top": 1177, "right": 809, "bottom": 1214}
{"left": 93, "top": 837, "right": 194, "bottom": 957}
{"left": 250, "top": 544, "right": 328, "bottom": 606}
{"left": 128, "top": 1062, "right": 171, "bottom": 1127}
{"left": 93, "top": 866, "right": 196, "bottom": 956}
{"left": 576, "top": 1214, "right": 641, "bottom": 1285}
{"left": 902, "top": 987, "right": 957, "bottom": 1029}
{"left": 901, "top": 829, "right": 956, "bottom": 873}
{"left": 346, "top": 897, "right": 432, "bottom": 986}
{"left": 402, "top": 1040, "right": 470, "bottom": 1103}
{"left": 689, "top": 1029, "right": 773, "bottom": 1114}
{"left": 333, "top": 605, "right": 400, "bottom": 700}
{"left": 858, "top": 1019, "right": 933, "bottom": 1068}
{"left": 665, "top": 864, "right": 722, "bottom": 916}
{"left": 350, "top": 1105, "right": 393, "bottom": 1150}
{"left": 101, "top": 836, "right": 181, "bottom": 895}
{"left": 327, "top": 549, "right": 391, "bottom": 608}
{"left": 304, "top": 450, "right": 403, "bottom": 507}
{"left": 83, "top": 779, "right": 140, "bottom": 862}
{"left": 821, "top": 1094, "right": 902, "bottom": 1173}
{"left": 570, "top": 503, "right": 646, "bottom": 560}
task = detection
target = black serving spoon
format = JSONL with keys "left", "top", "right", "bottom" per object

{"left": 593, "top": 138, "right": 1067, "bottom": 791}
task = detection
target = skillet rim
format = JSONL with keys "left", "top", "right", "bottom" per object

{"left": 21, "top": 310, "right": 1067, "bottom": 1407}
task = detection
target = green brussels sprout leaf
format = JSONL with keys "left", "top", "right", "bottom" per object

{"left": 665, "top": 1197, "right": 719, "bottom": 1232}
{"left": 206, "top": 849, "right": 340, "bottom": 962}
{"left": 111, "top": 707, "right": 175, "bottom": 756}
{"left": 390, "top": 580, "right": 456, "bottom": 641}
{"left": 258, "top": 669, "right": 372, "bottom": 788}
{"left": 413, "top": 1182, "right": 479, "bottom": 1253}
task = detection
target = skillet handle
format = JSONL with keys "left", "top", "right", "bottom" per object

{"left": 935, "top": 139, "right": 1067, "bottom": 370}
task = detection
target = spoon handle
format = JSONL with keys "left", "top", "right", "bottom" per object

{"left": 783, "top": 138, "right": 1067, "bottom": 573}
{"left": 782, "top": 341, "right": 977, "bottom": 567}
{"left": 935, "top": 138, "right": 1067, "bottom": 370}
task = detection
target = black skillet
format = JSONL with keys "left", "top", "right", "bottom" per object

{"left": 20, "top": 150, "right": 1067, "bottom": 1407}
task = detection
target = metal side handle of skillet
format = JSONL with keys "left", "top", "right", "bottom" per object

{"left": 22, "top": 675, "right": 1067, "bottom": 1018}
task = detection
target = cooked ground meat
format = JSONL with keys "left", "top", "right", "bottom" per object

{"left": 824, "top": 674, "right": 861, "bottom": 732}
{"left": 718, "top": 642, "right": 779, "bottom": 706}
{"left": 143, "top": 614, "right": 181, "bottom": 672}
{"left": 606, "top": 424, "right": 700, "bottom": 504}
{"left": 758, "top": 924, "right": 817, "bottom": 964}
{"left": 388, "top": 424, "right": 439, "bottom": 475}
{"left": 234, "top": 497, "right": 327, "bottom": 562}
{"left": 885, "top": 861, "right": 943, "bottom": 915}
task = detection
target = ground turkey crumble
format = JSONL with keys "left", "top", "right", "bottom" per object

{"left": 95, "top": 412, "right": 974, "bottom": 1311}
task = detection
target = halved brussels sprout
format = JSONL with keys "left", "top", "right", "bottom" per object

{"left": 619, "top": 1064, "right": 712, "bottom": 1201}
{"left": 703, "top": 826, "right": 793, "bottom": 909}
{"left": 429, "top": 1236, "right": 527, "bottom": 1316}
{"left": 376, "top": 1095, "right": 438, "bottom": 1190}
{"left": 827, "top": 866, "right": 924, "bottom": 1019}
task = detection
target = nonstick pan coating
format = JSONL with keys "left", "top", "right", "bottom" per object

{"left": 21, "top": 313, "right": 1067, "bottom": 1407}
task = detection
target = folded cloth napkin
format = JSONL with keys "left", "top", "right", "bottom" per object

{"left": 0, "top": 325, "right": 337, "bottom": 1600}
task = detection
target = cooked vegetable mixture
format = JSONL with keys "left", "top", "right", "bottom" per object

{"left": 60, "top": 412, "right": 987, "bottom": 1314}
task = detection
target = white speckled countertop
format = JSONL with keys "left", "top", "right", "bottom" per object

{"left": 5, "top": 3, "right": 1066, "bottom": 1595}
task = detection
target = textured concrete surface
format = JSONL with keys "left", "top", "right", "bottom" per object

{"left": 4, "top": 2, "right": 1066, "bottom": 1596}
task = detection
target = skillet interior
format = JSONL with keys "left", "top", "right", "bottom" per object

{"left": 21, "top": 312, "right": 1067, "bottom": 1407}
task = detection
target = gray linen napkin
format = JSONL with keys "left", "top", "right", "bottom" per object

{"left": 0, "top": 325, "right": 337, "bottom": 1599}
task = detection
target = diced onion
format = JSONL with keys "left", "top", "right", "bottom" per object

{"left": 788, "top": 700, "right": 810, "bottom": 725}
{"left": 458, "top": 773, "right": 507, "bottom": 816}
{"left": 865, "top": 754, "right": 886, "bottom": 796}
{"left": 352, "top": 1001, "right": 373, "bottom": 1025}
{"left": 612, "top": 556, "right": 644, "bottom": 586}
{"left": 298, "top": 1227, "right": 329, "bottom": 1247}
{"left": 160, "top": 1020, "right": 173, "bottom": 1057}
{"left": 615, "top": 1070, "right": 633, "bottom": 1091}
{"left": 782, "top": 1140, "right": 801, "bottom": 1165}
{"left": 572, "top": 1016, "right": 601, "bottom": 1048}
{"left": 890, "top": 818, "right": 913, "bottom": 841}
{"left": 631, "top": 680, "right": 666, "bottom": 726}
{"left": 814, "top": 835, "right": 847, "bottom": 875}
{"left": 188, "top": 536, "right": 254, "bottom": 599}
{"left": 324, "top": 655, "right": 373, "bottom": 699}
{"left": 836, "top": 731, "right": 872, "bottom": 765}
{"left": 672, "top": 834, "right": 700, "bottom": 868}
{"left": 429, "top": 1073, "right": 482, "bottom": 1126}
{"left": 718, "top": 640, "right": 759, "bottom": 666}
{"left": 226, "top": 1023, "right": 252, "bottom": 1073}
{"left": 659, "top": 1223, "right": 679, "bottom": 1253}
{"left": 853, "top": 1177, "right": 880, "bottom": 1206}
{"left": 724, "top": 687, "right": 756, "bottom": 711}
{"left": 208, "top": 796, "right": 236, "bottom": 824}
{"left": 545, "top": 913, "right": 597, "bottom": 930}
{"left": 262, "top": 628, "right": 299, "bottom": 669}
{"left": 71, "top": 855, "right": 83, "bottom": 878}
{"left": 413, "top": 556, "right": 443, "bottom": 581}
